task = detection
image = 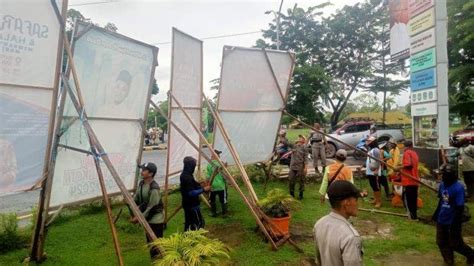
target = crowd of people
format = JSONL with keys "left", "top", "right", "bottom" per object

{"left": 129, "top": 122, "right": 474, "bottom": 265}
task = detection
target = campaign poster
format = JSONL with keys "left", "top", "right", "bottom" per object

{"left": 389, "top": 0, "right": 410, "bottom": 61}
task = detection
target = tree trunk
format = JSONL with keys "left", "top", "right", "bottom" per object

{"left": 382, "top": 90, "right": 387, "bottom": 125}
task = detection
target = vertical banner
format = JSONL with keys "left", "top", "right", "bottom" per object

{"left": 213, "top": 47, "right": 295, "bottom": 165}
{"left": 389, "top": 0, "right": 410, "bottom": 61}
{"left": 49, "top": 23, "right": 158, "bottom": 206}
{"left": 166, "top": 28, "right": 203, "bottom": 179}
{"left": 0, "top": 0, "right": 65, "bottom": 194}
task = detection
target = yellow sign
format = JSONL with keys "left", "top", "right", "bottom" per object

{"left": 409, "top": 8, "right": 434, "bottom": 36}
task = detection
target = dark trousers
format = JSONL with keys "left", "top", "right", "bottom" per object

{"left": 367, "top": 175, "right": 380, "bottom": 192}
{"left": 464, "top": 171, "right": 474, "bottom": 199}
{"left": 184, "top": 207, "right": 205, "bottom": 231}
{"left": 289, "top": 168, "right": 305, "bottom": 194}
{"left": 436, "top": 223, "right": 474, "bottom": 265}
{"left": 210, "top": 190, "right": 227, "bottom": 214}
{"left": 380, "top": 174, "right": 390, "bottom": 196}
{"left": 146, "top": 223, "right": 164, "bottom": 259}
{"left": 403, "top": 186, "right": 418, "bottom": 219}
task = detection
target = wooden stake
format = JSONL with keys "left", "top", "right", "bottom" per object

{"left": 151, "top": 100, "right": 278, "bottom": 250}
{"left": 283, "top": 111, "right": 438, "bottom": 192}
{"left": 202, "top": 96, "right": 259, "bottom": 203}
{"left": 91, "top": 150, "right": 124, "bottom": 266}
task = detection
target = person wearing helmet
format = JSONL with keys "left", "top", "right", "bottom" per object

{"left": 319, "top": 149, "right": 354, "bottom": 204}
{"left": 433, "top": 164, "right": 474, "bottom": 265}
{"left": 366, "top": 136, "right": 382, "bottom": 208}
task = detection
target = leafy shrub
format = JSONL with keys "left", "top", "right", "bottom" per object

{"left": 418, "top": 163, "right": 431, "bottom": 178}
{"left": 0, "top": 213, "right": 26, "bottom": 252}
{"left": 151, "top": 229, "right": 230, "bottom": 266}
{"left": 257, "top": 189, "right": 301, "bottom": 218}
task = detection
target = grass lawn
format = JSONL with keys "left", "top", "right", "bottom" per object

{"left": 1, "top": 177, "right": 473, "bottom": 265}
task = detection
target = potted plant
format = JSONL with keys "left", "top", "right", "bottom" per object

{"left": 151, "top": 229, "right": 230, "bottom": 266}
{"left": 257, "top": 188, "right": 301, "bottom": 237}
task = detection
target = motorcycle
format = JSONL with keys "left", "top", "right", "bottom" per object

{"left": 353, "top": 137, "right": 368, "bottom": 160}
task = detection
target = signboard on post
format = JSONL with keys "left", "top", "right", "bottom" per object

{"left": 49, "top": 23, "right": 158, "bottom": 207}
{"left": 411, "top": 101, "right": 437, "bottom": 116}
{"left": 0, "top": 0, "right": 65, "bottom": 195}
{"left": 389, "top": 0, "right": 410, "bottom": 61}
{"left": 409, "top": 8, "right": 435, "bottom": 36}
{"left": 410, "top": 47, "right": 436, "bottom": 72}
{"left": 213, "top": 47, "right": 295, "bottom": 165}
{"left": 411, "top": 88, "right": 437, "bottom": 104}
{"left": 410, "top": 67, "right": 436, "bottom": 91}
{"left": 409, "top": 0, "right": 434, "bottom": 17}
{"left": 410, "top": 28, "right": 435, "bottom": 54}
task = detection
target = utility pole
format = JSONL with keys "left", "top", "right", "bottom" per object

{"left": 265, "top": 0, "right": 284, "bottom": 50}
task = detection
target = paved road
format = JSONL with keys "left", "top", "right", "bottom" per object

{"left": 0, "top": 149, "right": 362, "bottom": 215}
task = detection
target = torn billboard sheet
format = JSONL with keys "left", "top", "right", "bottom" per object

{"left": 166, "top": 28, "right": 203, "bottom": 179}
{"left": 50, "top": 23, "right": 158, "bottom": 207}
{"left": 214, "top": 47, "right": 294, "bottom": 165}
{"left": 0, "top": 0, "right": 65, "bottom": 195}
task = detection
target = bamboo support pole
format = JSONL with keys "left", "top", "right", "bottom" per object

{"left": 359, "top": 208, "right": 409, "bottom": 218}
{"left": 91, "top": 150, "right": 124, "bottom": 266}
{"left": 63, "top": 76, "right": 157, "bottom": 241}
{"left": 202, "top": 96, "right": 259, "bottom": 203}
{"left": 151, "top": 100, "right": 278, "bottom": 250}
{"left": 283, "top": 111, "right": 438, "bottom": 192}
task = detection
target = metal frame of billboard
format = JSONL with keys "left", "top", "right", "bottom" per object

{"left": 164, "top": 28, "right": 203, "bottom": 221}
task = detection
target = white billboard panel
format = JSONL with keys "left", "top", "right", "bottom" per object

{"left": 50, "top": 120, "right": 142, "bottom": 206}
{"left": 0, "top": 0, "right": 64, "bottom": 195}
{"left": 0, "top": 0, "right": 64, "bottom": 88}
{"left": 167, "top": 29, "right": 203, "bottom": 178}
{"left": 214, "top": 47, "right": 294, "bottom": 165}
{"left": 51, "top": 23, "right": 158, "bottom": 206}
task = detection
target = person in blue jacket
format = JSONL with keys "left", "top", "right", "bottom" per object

{"left": 433, "top": 164, "right": 473, "bottom": 265}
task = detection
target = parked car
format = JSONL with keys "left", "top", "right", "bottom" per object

{"left": 450, "top": 123, "right": 474, "bottom": 147}
{"left": 325, "top": 121, "right": 405, "bottom": 157}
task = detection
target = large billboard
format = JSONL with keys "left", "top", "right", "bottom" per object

{"left": 50, "top": 23, "right": 158, "bottom": 207}
{"left": 389, "top": 0, "right": 410, "bottom": 61}
{"left": 167, "top": 28, "right": 203, "bottom": 179}
{"left": 0, "top": 0, "right": 65, "bottom": 194}
{"left": 213, "top": 47, "right": 294, "bottom": 165}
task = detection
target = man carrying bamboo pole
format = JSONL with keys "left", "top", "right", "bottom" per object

{"left": 180, "top": 156, "right": 209, "bottom": 231}
{"left": 289, "top": 135, "right": 311, "bottom": 200}
{"left": 130, "top": 162, "right": 164, "bottom": 259}
{"left": 399, "top": 140, "right": 420, "bottom": 220}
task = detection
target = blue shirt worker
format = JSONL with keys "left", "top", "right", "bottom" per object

{"left": 433, "top": 164, "right": 473, "bottom": 265}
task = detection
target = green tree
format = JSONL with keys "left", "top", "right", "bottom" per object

{"left": 256, "top": 4, "right": 331, "bottom": 124}
{"left": 447, "top": 0, "right": 474, "bottom": 120}
{"left": 148, "top": 100, "right": 168, "bottom": 131}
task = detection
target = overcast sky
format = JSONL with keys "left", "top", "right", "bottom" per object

{"left": 73, "top": 0, "right": 410, "bottom": 107}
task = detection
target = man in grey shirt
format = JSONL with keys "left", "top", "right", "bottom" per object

{"left": 314, "top": 180, "right": 363, "bottom": 266}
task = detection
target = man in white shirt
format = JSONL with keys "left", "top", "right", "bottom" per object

{"left": 314, "top": 180, "right": 363, "bottom": 266}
